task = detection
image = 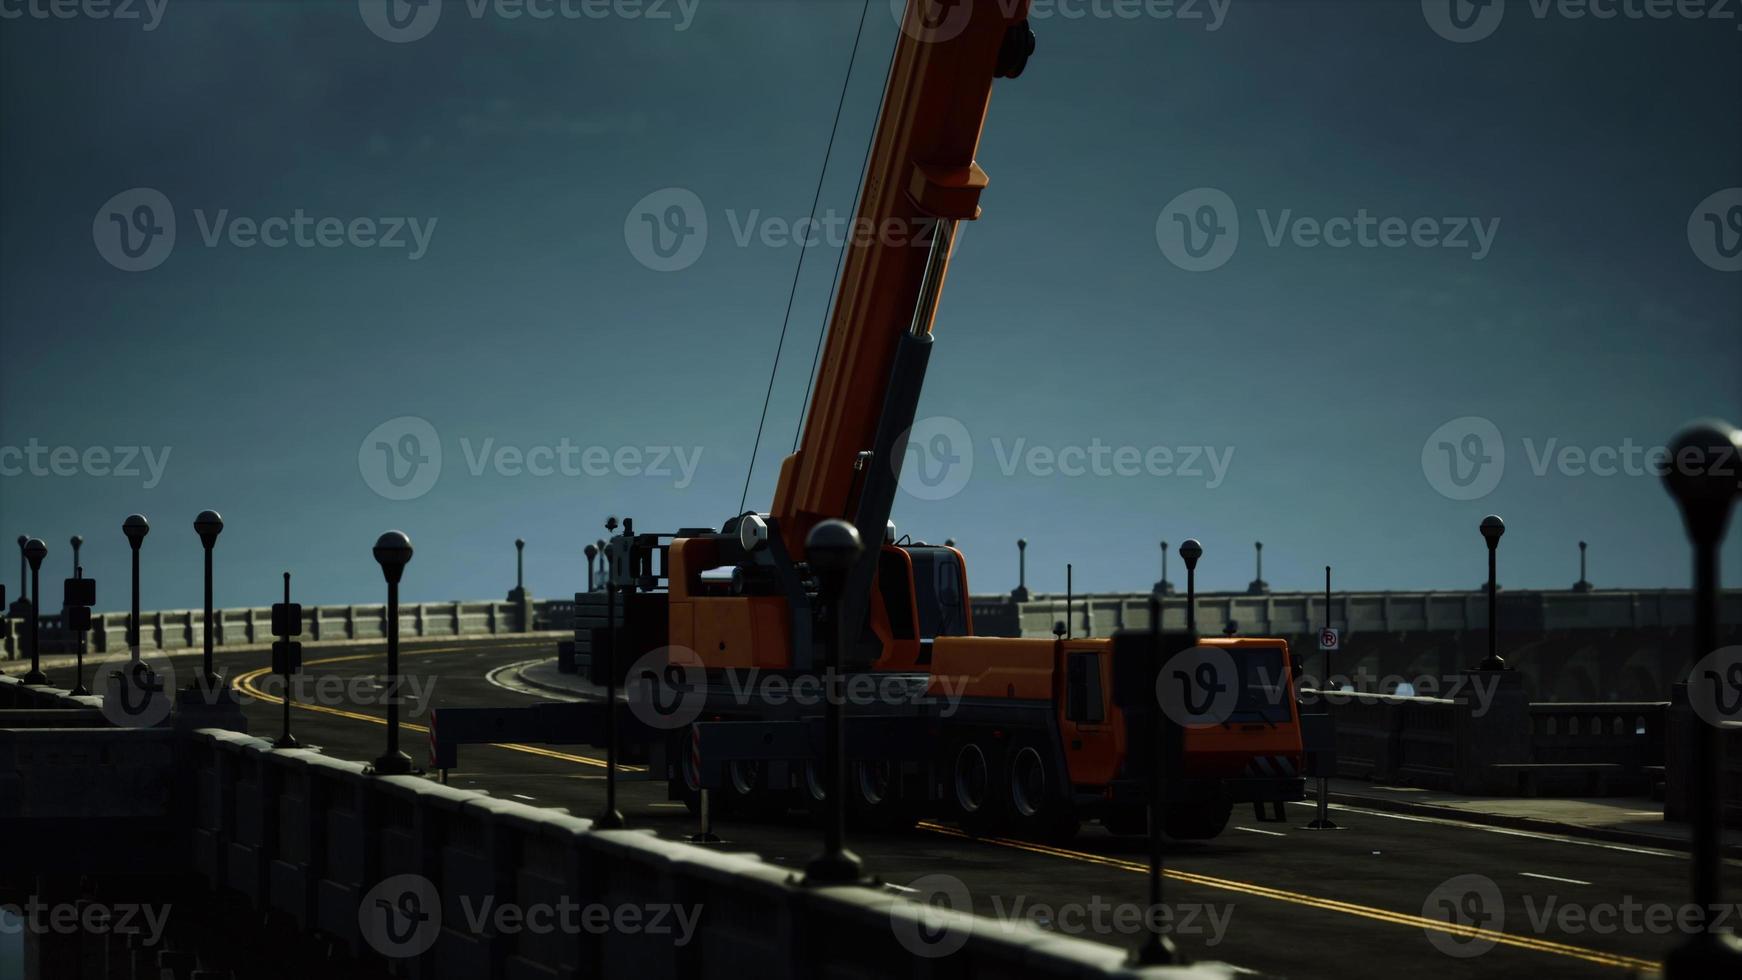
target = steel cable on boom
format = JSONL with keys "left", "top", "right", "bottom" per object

{"left": 793, "top": 13, "right": 901, "bottom": 454}
{"left": 738, "top": 0, "right": 875, "bottom": 516}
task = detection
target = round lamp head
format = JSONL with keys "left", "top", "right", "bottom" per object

{"left": 1663, "top": 420, "right": 1742, "bottom": 541}
{"left": 71, "top": 535, "right": 83, "bottom": 549}
{"left": 584, "top": 544, "right": 597, "bottom": 561}
{"left": 373, "top": 530, "right": 414, "bottom": 583}
{"left": 1479, "top": 515, "right": 1506, "bottom": 547}
{"left": 806, "top": 519, "right": 864, "bottom": 575}
{"left": 194, "top": 510, "right": 224, "bottom": 548}
{"left": 23, "top": 538, "right": 46, "bottom": 569}
{"left": 123, "top": 514, "right": 150, "bottom": 547}
{"left": 515, "top": 538, "right": 524, "bottom": 550}
{"left": 1052, "top": 621, "right": 1067, "bottom": 638}
{"left": 1017, "top": 538, "right": 1027, "bottom": 550}
{"left": 1178, "top": 538, "right": 1203, "bottom": 568}
{"left": 605, "top": 516, "right": 619, "bottom": 533}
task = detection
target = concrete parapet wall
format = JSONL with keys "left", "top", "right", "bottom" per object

{"left": 0, "top": 674, "right": 1250, "bottom": 978}
{"left": 3, "top": 598, "right": 576, "bottom": 657}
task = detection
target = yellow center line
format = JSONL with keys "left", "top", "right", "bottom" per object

{"left": 232, "top": 644, "right": 637, "bottom": 771}
{"left": 915, "top": 822, "right": 1657, "bottom": 972}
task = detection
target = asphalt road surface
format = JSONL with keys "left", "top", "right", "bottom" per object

{"left": 58, "top": 636, "right": 1739, "bottom": 980}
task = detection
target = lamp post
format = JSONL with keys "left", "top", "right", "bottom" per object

{"left": 598, "top": 517, "right": 624, "bottom": 829}
{"left": 14, "top": 535, "right": 26, "bottom": 616}
{"left": 1246, "top": 541, "right": 1268, "bottom": 595}
{"left": 801, "top": 519, "right": 865, "bottom": 886}
{"left": 514, "top": 538, "right": 525, "bottom": 593}
{"left": 1661, "top": 420, "right": 1742, "bottom": 978}
{"left": 1178, "top": 539, "right": 1202, "bottom": 634}
{"left": 371, "top": 531, "right": 414, "bottom": 775}
{"left": 1132, "top": 580, "right": 1179, "bottom": 967}
{"left": 122, "top": 515, "right": 149, "bottom": 663}
{"left": 1012, "top": 538, "right": 1030, "bottom": 602}
{"left": 584, "top": 544, "right": 597, "bottom": 592}
{"left": 1572, "top": 540, "right": 1592, "bottom": 592}
{"left": 1154, "top": 541, "right": 1174, "bottom": 596}
{"left": 1477, "top": 516, "right": 1507, "bottom": 671}
{"left": 21, "top": 538, "right": 47, "bottom": 685}
{"left": 194, "top": 511, "right": 224, "bottom": 690}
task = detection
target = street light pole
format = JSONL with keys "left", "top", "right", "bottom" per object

{"left": 1477, "top": 516, "right": 1506, "bottom": 670}
{"left": 1661, "top": 420, "right": 1742, "bottom": 978}
{"left": 21, "top": 539, "right": 46, "bottom": 685}
{"left": 194, "top": 511, "right": 224, "bottom": 690}
{"left": 122, "top": 515, "right": 149, "bottom": 663}
{"left": 371, "top": 531, "right": 414, "bottom": 775}
{"left": 802, "top": 519, "right": 866, "bottom": 886}
{"left": 1178, "top": 540, "right": 1202, "bottom": 634}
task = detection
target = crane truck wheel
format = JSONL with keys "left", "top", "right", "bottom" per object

{"left": 1163, "top": 795, "right": 1233, "bottom": 841}
{"left": 721, "top": 759, "right": 784, "bottom": 819}
{"left": 950, "top": 739, "right": 1005, "bottom": 834}
{"left": 847, "top": 760, "right": 916, "bottom": 832}
{"left": 1004, "top": 740, "right": 1079, "bottom": 842}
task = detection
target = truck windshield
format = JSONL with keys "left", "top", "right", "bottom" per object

{"left": 1231, "top": 647, "right": 1293, "bottom": 723}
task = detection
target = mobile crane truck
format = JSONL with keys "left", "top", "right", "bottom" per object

{"left": 436, "top": 0, "right": 1306, "bottom": 842}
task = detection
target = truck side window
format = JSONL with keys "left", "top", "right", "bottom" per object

{"left": 1066, "top": 652, "right": 1105, "bottom": 724}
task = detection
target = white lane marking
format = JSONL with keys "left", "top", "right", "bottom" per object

{"left": 1287, "top": 800, "right": 1698, "bottom": 861}
{"left": 1233, "top": 826, "right": 1285, "bottom": 837}
{"left": 512, "top": 794, "right": 537, "bottom": 801}
{"left": 1521, "top": 872, "right": 1591, "bottom": 886}
{"left": 883, "top": 883, "right": 918, "bottom": 894}
{"left": 484, "top": 657, "right": 587, "bottom": 703}
{"left": 650, "top": 803, "right": 688, "bottom": 809}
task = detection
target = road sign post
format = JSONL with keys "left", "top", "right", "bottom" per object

{"left": 64, "top": 567, "right": 95, "bottom": 696}
{"left": 271, "top": 572, "right": 303, "bottom": 750}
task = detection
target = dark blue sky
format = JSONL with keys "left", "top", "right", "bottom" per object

{"left": 2, "top": 0, "right": 1738, "bottom": 611}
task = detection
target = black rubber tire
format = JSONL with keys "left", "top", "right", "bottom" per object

{"left": 847, "top": 759, "right": 917, "bottom": 833}
{"left": 950, "top": 738, "right": 1004, "bottom": 834}
{"left": 1003, "top": 739, "right": 1079, "bottom": 842}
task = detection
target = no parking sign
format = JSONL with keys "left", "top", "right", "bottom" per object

{"left": 1318, "top": 627, "right": 1341, "bottom": 651}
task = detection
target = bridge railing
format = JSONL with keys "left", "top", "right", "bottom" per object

{"left": 1528, "top": 702, "right": 1666, "bottom": 772}
{"left": 2, "top": 597, "right": 578, "bottom": 657}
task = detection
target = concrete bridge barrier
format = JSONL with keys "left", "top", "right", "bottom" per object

{"left": 1, "top": 675, "right": 1252, "bottom": 979}
{"left": 3, "top": 598, "right": 577, "bottom": 658}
